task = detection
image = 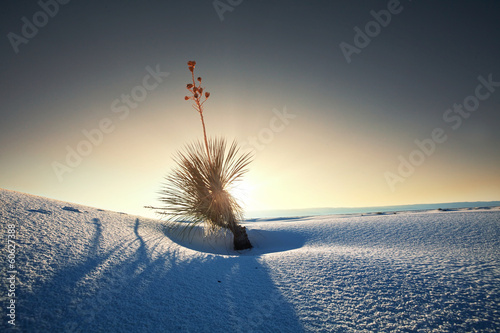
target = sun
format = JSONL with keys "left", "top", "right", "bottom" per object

{"left": 229, "top": 178, "right": 256, "bottom": 211}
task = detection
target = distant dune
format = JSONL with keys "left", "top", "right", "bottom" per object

{"left": 247, "top": 201, "right": 500, "bottom": 218}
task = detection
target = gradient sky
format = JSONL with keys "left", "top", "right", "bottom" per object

{"left": 1, "top": 0, "right": 499, "bottom": 218}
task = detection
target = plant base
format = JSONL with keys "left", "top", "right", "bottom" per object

{"left": 232, "top": 225, "right": 252, "bottom": 250}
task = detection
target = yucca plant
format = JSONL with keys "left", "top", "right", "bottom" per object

{"left": 151, "top": 61, "right": 253, "bottom": 250}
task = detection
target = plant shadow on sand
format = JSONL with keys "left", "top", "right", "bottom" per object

{"left": 17, "top": 218, "right": 304, "bottom": 332}
{"left": 17, "top": 218, "right": 115, "bottom": 332}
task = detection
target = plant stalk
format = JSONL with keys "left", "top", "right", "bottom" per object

{"left": 192, "top": 71, "right": 212, "bottom": 164}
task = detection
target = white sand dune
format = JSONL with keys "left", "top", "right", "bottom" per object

{"left": 1, "top": 188, "right": 499, "bottom": 332}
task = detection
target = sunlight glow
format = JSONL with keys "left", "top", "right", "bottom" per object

{"left": 229, "top": 178, "right": 256, "bottom": 212}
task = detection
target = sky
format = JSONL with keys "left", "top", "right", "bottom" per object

{"left": 1, "top": 0, "right": 499, "bottom": 218}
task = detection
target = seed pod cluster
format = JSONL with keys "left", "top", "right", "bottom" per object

{"left": 184, "top": 61, "right": 210, "bottom": 109}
